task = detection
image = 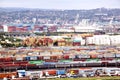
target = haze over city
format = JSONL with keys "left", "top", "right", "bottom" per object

{"left": 0, "top": 0, "right": 120, "bottom": 10}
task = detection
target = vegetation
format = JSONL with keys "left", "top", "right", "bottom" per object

{"left": 45, "top": 76, "right": 120, "bottom": 80}
{"left": 0, "top": 35, "right": 23, "bottom": 47}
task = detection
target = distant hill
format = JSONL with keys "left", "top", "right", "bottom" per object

{"left": 0, "top": 7, "right": 120, "bottom": 24}
{"left": 0, "top": 7, "right": 30, "bottom": 12}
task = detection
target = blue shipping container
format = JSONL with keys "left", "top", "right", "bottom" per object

{"left": 57, "top": 70, "right": 65, "bottom": 75}
{"left": 25, "top": 56, "right": 30, "bottom": 61}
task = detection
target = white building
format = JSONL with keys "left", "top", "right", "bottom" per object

{"left": 86, "top": 35, "right": 120, "bottom": 46}
{"left": 3, "top": 25, "right": 8, "bottom": 32}
{"left": 73, "top": 19, "right": 102, "bottom": 33}
{"left": 74, "top": 26, "right": 97, "bottom": 33}
{"left": 57, "top": 28, "right": 74, "bottom": 32}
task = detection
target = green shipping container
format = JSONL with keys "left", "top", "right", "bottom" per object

{"left": 29, "top": 60, "right": 44, "bottom": 65}
{"left": 59, "top": 59, "right": 73, "bottom": 63}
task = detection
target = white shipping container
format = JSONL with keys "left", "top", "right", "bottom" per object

{"left": 116, "top": 54, "right": 120, "bottom": 58}
{"left": 26, "top": 71, "right": 43, "bottom": 76}
{"left": 69, "top": 55, "right": 75, "bottom": 59}
{"left": 43, "top": 56, "right": 50, "bottom": 59}
{"left": 78, "top": 54, "right": 90, "bottom": 58}
{"left": 94, "top": 37, "right": 100, "bottom": 45}
{"left": 94, "top": 36, "right": 111, "bottom": 45}
{"left": 104, "top": 53, "right": 115, "bottom": 58}
{"left": 97, "top": 54, "right": 103, "bottom": 58}
{"left": 30, "top": 56, "right": 37, "bottom": 60}
{"left": 110, "top": 36, "right": 120, "bottom": 45}
{"left": 81, "top": 39, "right": 85, "bottom": 45}
{"left": 86, "top": 37, "right": 94, "bottom": 45}
{"left": 16, "top": 57, "right": 23, "bottom": 60}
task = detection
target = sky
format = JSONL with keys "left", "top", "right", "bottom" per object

{"left": 0, "top": 0, "right": 120, "bottom": 10}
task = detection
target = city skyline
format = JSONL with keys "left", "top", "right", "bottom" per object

{"left": 0, "top": 0, "right": 120, "bottom": 10}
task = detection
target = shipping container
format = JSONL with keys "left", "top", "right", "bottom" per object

{"left": 38, "top": 56, "right": 44, "bottom": 60}
{"left": 43, "top": 56, "right": 50, "bottom": 60}
{"left": 73, "top": 42, "right": 81, "bottom": 46}
{"left": 0, "top": 72, "right": 17, "bottom": 79}
{"left": 69, "top": 69, "right": 79, "bottom": 75}
{"left": 90, "top": 54, "right": 97, "bottom": 58}
{"left": 57, "top": 70, "right": 66, "bottom": 75}
{"left": 2, "top": 57, "right": 13, "bottom": 62}
{"left": 44, "top": 70, "right": 57, "bottom": 76}
{"left": 25, "top": 56, "right": 30, "bottom": 61}
{"left": 16, "top": 61, "right": 28, "bottom": 65}
{"left": 86, "top": 59, "right": 101, "bottom": 63}
{"left": 97, "top": 54, "right": 103, "bottom": 58}
{"left": 78, "top": 54, "right": 90, "bottom": 59}
{"left": 16, "top": 57, "right": 23, "bottom": 61}
{"left": 45, "top": 59, "right": 58, "bottom": 62}
{"left": 55, "top": 64, "right": 70, "bottom": 67}
{"left": 8, "top": 26, "right": 16, "bottom": 32}
{"left": 17, "top": 70, "right": 26, "bottom": 77}
{"left": 30, "top": 56, "right": 38, "bottom": 60}
{"left": 63, "top": 55, "right": 69, "bottom": 59}
{"left": 115, "top": 54, "right": 120, "bottom": 58}
{"left": 50, "top": 56, "right": 58, "bottom": 60}
{"left": 29, "top": 60, "right": 44, "bottom": 65}
{"left": 26, "top": 71, "right": 43, "bottom": 77}
{"left": 69, "top": 55, "right": 75, "bottom": 59}
{"left": 59, "top": 59, "right": 73, "bottom": 63}
{"left": 103, "top": 53, "right": 115, "bottom": 58}
{"left": 79, "top": 68, "right": 94, "bottom": 76}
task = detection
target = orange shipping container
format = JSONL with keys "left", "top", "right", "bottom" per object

{"left": 0, "top": 72, "right": 17, "bottom": 79}
{"left": 44, "top": 70, "right": 56, "bottom": 75}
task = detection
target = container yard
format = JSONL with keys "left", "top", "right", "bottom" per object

{"left": 0, "top": 45, "right": 120, "bottom": 79}
{"left": 1, "top": 33, "right": 120, "bottom": 80}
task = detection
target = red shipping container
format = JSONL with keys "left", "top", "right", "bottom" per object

{"left": 73, "top": 42, "right": 81, "bottom": 46}
{"left": 15, "top": 61, "right": 28, "bottom": 65}
{"left": 63, "top": 55, "right": 69, "bottom": 59}
{"left": 90, "top": 54, "right": 97, "bottom": 58}
{"left": 50, "top": 56, "right": 58, "bottom": 60}
{"left": 38, "top": 56, "right": 44, "bottom": 60}
{"left": 2, "top": 57, "right": 13, "bottom": 62}
{"left": 44, "top": 70, "right": 56, "bottom": 75}
{"left": 45, "top": 59, "right": 58, "bottom": 62}
{"left": 8, "top": 26, "right": 16, "bottom": 32}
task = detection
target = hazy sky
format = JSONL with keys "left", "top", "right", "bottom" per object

{"left": 0, "top": 0, "right": 120, "bottom": 9}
